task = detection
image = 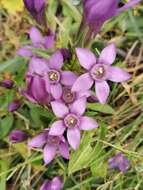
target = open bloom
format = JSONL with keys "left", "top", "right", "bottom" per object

{"left": 21, "top": 74, "right": 51, "bottom": 106}
{"left": 55, "top": 73, "right": 91, "bottom": 106}
{"left": 18, "top": 27, "right": 54, "bottom": 57}
{"left": 9, "top": 130, "right": 28, "bottom": 143}
{"left": 60, "top": 86, "right": 91, "bottom": 106}
{"left": 28, "top": 51, "right": 77, "bottom": 99}
{"left": 23, "top": 0, "right": 46, "bottom": 25}
{"left": 83, "top": 0, "right": 141, "bottom": 34}
{"left": 28, "top": 129, "right": 69, "bottom": 164}
{"left": 72, "top": 44, "right": 131, "bottom": 104}
{"left": 108, "top": 153, "right": 130, "bottom": 173}
{"left": 49, "top": 97, "right": 98, "bottom": 150}
{"left": 40, "top": 177, "right": 63, "bottom": 190}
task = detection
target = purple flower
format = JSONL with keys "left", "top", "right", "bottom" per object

{"left": 28, "top": 51, "right": 77, "bottom": 100}
{"left": 108, "top": 153, "right": 130, "bottom": 173}
{"left": 8, "top": 100, "right": 21, "bottom": 112}
{"left": 18, "top": 27, "right": 54, "bottom": 57}
{"left": 0, "top": 79, "right": 14, "bottom": 89}
{"left": 49, "top": 97, "right": 98, "bottom": 150}
{"left": 28, "top": 129, "right": 69, "bottom": 164}
{"left": 23, "top": 0, "right": 46, "bottom": 25}
{"left": 83, "top": 0, "right": 141, "bottom": 35}
{"left": 72, "top": 44, "right": 131, "bottom": 104}
{"left": 60, "top": 86, "right": 91, "bottom": 106}
{"left": 9, "top": 130, "right": 28, "bottom": 143}
{"left": 40, "top": 177, "right": 63, "bottom": 190}
{"left": 21, "top": 74, "right": 51, "bottom": 106}
{"left": 51, "top": 71, "right": 91, "bottom": 105}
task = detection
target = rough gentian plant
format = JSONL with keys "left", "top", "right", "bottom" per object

{"left": 3, "top": 0, "right": 141, "bottom": 188}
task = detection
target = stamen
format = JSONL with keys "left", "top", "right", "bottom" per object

{"left": 48, "top": 71, "right": 59, "bottom": 81}
{"left": 64, "top": 114, "right": 79, "bottom": 128}
{"left": 90, "top": 64, "right": 106, "bottom": 81}
{"left": 94, "top": 66, "right": 105, "bottom": 78}
{"left": 67, "top": 116, "right": 77, "bottom": 127}
{"left": 62, "top": 88, "right": 75, "bottom": 104}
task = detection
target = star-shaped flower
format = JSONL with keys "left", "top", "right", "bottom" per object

{"left": 72, "top": 44, "right": 131, "bottom": 104}
{"left": 49, "top": 97, "right": 98, "bottom": 150}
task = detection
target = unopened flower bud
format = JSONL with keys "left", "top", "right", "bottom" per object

{"left": 8, "top": 100, "right": 21, "bottom": 112}
{"left": 0, "top": 80, "right": 14, "bottom": 89}
{"left": 9, "top": 130, "right": 28, "bottom": 143}
{"left": 23, "top": 0, "right": 46, "bottom": 25}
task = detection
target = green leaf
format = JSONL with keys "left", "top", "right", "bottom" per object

{"left": 87, "top": 103, "right": 115, "bottom": 114}
{"left": 0, "top": 115, "right": 14, "bottom": 139}
{"left": 68, "top": 123, "right": 107, "bottom": 175}
{"left": 68, "top": 131, "right": 95, "bottom": 175}
{"left": 91, "top": 160, "right": 108, "bottom": 178}
{"left": 90, "top": 124, "right": 108, "bottom": 178}
{"left": 61, "top": 0, "right": 81, "bottom": 22}
{"left": 30, "top": 108, "right": 43, "bottom": 128}
{"left": 28, "top": 104, "right": 54, "bottom": 119}
{"left": 0, "top": 57, "right": 25, "bottom": 73}
{"left": 13, "top": 143, "right": 28, "bottom": 159}
{"left": 0, "top": 160, "right": 9, "bottom": 190}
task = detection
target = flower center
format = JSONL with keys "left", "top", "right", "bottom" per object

{"left": 64, "top": 114, "right": 79, "bottom": 128}
{"left": 90, "top": 64, "right": 107, "bottom": 81}
{"left": 48, "top": 70, "right": 60, "bottom": 84}
{"left": 94, "top": 66, "right": 105, "bottom": 77}
{"left": 62, "top": 88, "right": 76, "bottom": 104}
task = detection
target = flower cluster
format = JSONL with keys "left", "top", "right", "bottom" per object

{"left": 9, "top": 0, "right": 140, "bottom": 189}
{"left": 22, "top": 35, "right": 99, "bottom": 155}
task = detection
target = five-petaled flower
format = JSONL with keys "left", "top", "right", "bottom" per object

{"left": 56, "top": 73, "right": 92, "bottom": 106}
{"left": 59, "top": 86, "right": 92, "bottom": 106}
{"left": 28, "top": 51, "right": 77, "bottom": 100}
{"left": 40, "top": 176, "right": 63, "bottom": 190}
{"left": 108, "top": 152, "right": 130, "bottom": 173}
{"left": 18, "top": 27, "right": 55, "bottom": 57}
{"left": 28, "top": 129, "right": 69, "bottom": 164}
{"left": 49, "top": 97, "right": 98, "bottom": 150}
{"left": 72, "top": 44, "right": 131, "bottom": 104}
